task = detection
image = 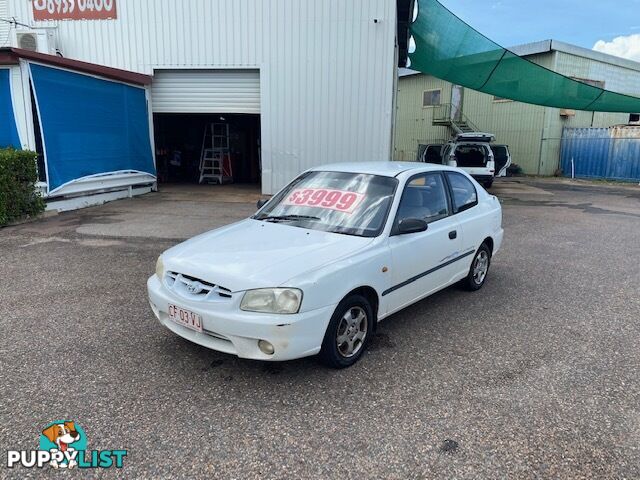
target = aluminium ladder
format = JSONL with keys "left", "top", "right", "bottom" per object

{"left": 199, "top": 123, "right": 233, "bottom": 184}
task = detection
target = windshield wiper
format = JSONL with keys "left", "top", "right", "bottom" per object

{"left": 259, "top": 214, "right": 321, "bottom": 223}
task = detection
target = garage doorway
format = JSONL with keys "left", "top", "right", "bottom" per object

{"left": 151, "top": 69, "right": 261, "bottom": 186}
{"left": 154, "top": 113, "right": 261, "bottom": 185}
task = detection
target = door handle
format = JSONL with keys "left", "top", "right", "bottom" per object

{"left": 449, "top": 230, "right": 457, "bottom": 240}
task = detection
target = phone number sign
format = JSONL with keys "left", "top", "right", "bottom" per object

{"left": 33, "top": 0, "right": 117, "bottom": 20}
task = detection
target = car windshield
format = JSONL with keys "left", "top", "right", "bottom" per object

{"left": 253, "top": 171, "right": 398, "bottom": 237}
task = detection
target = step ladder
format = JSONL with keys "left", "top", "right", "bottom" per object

{"left": 199, "top": 149, "right": 224, "bottom": 184}
{"left": 199, "top": 123, "right": 234, "bottom": 184}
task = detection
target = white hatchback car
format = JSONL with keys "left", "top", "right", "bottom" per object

{"left": 148, "top": 162, "right": 503, "bottom": 368}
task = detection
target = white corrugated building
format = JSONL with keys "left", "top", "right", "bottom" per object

{"left": 1, "top": 0, "right": 413, "bottom": 208}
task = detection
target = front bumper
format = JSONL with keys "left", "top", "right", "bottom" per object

{"left": 147, "top": 275, "right": 336, "bottom": 361}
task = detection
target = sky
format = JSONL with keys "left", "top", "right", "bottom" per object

{"left": 440, "top": 0, "right": 640, "bottom": 61}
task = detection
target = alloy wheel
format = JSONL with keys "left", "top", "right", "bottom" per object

{"left": 473, "top": 250, "right": 490, "bottom": 285}
{"left": 336, "top": 307, "right": 368, "bottom": 358}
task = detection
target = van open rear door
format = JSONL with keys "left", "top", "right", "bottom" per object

{"left": 418, "top": 144, "right": 444, "bottom": 164}
{"left": 491, "top": 145, "right": 512, "bottom": 177}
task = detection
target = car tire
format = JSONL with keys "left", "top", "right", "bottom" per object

{"left": 319, "top": 295, "right": 373, "bottom": 369}
{"left": 463, "top": 243, "right": 492, "bottom": 291}
{"left": 483, "top": 180, "right": 493, "bottom": 189}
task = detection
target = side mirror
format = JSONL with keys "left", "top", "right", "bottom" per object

{"left": 397, "top": 218, "right": 428, "bottom": 235}
{"left": 256, "top": 198, "right": 269, "bottom": 209}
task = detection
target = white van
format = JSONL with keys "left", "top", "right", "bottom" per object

{"left": 419, "top": 134, "right": 512, "bottom": 188}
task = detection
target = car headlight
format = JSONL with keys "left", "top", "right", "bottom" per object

{"left": 155, "top": 255, "right": 164, "bottom": 279}
{"left": 240, "top": 288, "right": 303, "bottom": 314}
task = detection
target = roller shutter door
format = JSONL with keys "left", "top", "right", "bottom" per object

{"left": 151, "top": 69, "right": 260, "bottom": 114}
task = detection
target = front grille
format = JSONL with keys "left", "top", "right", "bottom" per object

{"left": 165, "top": 272, "right": 233, "bottom": 301}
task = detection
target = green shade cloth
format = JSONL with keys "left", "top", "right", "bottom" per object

{"left": 409, "top": 0, "right": 640, "bottom": 113}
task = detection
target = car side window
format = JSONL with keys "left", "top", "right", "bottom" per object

{"left": 396, "top": 173, "right": 450, "bottom": 225}
{"left": 446, "top": 172, "right": 478, "bottom": 213}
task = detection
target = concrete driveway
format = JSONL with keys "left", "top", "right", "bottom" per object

{"left": 1, "top": 179, "right": 639, "bottom": 478}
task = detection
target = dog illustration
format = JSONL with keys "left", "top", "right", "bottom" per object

{"left": 42, "top": 421, "right": 80, "bottom": 469}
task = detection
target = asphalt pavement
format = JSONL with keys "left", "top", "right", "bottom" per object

{"left": 0, "top": 179, "right": 639, "bottom": 479}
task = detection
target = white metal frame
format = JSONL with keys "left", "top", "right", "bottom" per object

{"left": 145, "top": 85, "right": 158, "bottom": 191}
{"left": 18, "top": 60, "right": 36, "bottom": 150}
{"left": 45, "top": 185, "right": 154, "bottom": 213}
{"left": 47, "top": 171, "right": 157, "bottom": 198}
{"left": 26, "top": 62, "right": 51, "bottom": 193}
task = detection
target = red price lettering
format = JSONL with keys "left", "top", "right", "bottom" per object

{"left": 308, "top": 189, "right": 328, "bottom": 206}
{"left": 336, "top": 193, "right": 357, "bottom": 211}
{"left": 288, "top": 191, "right": 301, "bottom": 204}
{"left": 296, "top": 189, "right": 313, "bottom": 205}
{"left": 320, "top": 190, "right": 340, "bottom": 207}
{"left": 283, "top": 188, "right": 363, "bottom": 213}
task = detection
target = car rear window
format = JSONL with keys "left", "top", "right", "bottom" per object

{"left": 446, "top": 172, "right": 478, "bottom": 213}
{"left": 454, "top": 145, "right": 488, "bottom": 168}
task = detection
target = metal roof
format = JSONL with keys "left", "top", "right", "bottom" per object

{"left": 0, "top": 47, "right": 153, "bottom": 85}
{"left": 509, "top": 40, "right": 640, "bottom": 72}
{"left": 399, "top": 67, "right": 420, "bottom": 77}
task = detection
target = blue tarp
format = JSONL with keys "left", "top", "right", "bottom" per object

{"left": 0, "top": 69, "right": 21, "bottom": 148}
{"left": 30, "top": 64, "right": 155, "bottom": 192}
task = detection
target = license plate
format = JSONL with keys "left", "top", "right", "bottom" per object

{"left": 168, "top": 304, "right": 203, "bottom": 333}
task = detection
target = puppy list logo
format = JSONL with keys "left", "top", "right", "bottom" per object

{"left": 6, "top": 421, "right": 127, "bottom": 470}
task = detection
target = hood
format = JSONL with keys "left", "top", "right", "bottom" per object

{"left": 163, "top": 219, "right": 374, "bottom": 292}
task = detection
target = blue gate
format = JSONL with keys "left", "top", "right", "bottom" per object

{"left": 561, "top": 127, "right": 640, "bottom": 182}
{"left": 0, "top": 69, "right": 21, "bottom": 148}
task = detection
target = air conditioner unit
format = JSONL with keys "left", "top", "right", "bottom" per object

{"left": 12, "top": 28, "right": 58, "bottom": 55}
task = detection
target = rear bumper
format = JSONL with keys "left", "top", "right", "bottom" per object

{"left": 471, "top": 174, "right": 494, "bottom": 183}
{"left": 147, "top": 275, "right": 335, "bottom": 361}
{"left": 493, "top": 228, "right": 504, "bottom": 256}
